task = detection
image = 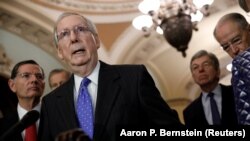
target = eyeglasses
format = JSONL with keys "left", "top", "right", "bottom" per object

{"left": 191, "top": 61, "right": 213, "bottom": 73}
{"left": 220, "top": 34, "right": 243, "bottom": 52}
{"left": 57, "top": 24, "right": 90, "bottom": 42}
{"left": 16, "top": 72, "right": 44, "bottom": 80}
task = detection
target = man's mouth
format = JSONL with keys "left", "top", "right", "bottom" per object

{"left": 29, "top": 87, "right": 39, "bottom": 91}
{"left": 73, "top": 48, "right": 85, "bottom": 54}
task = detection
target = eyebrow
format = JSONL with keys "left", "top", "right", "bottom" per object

{"left": 221, "top": 34, "right": 241, "bottom": 45}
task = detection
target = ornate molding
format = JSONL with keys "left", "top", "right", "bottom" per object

{"left": 0, "top": 45, "right": 12, "bottom": 77}
{"left": 32, "top": 0, "right": 140, "bottom": 14}
{"left": 0, "top": 9, "right": 55, "bottom": 54}
{"left": 0, "top": 2, "right": 67, "bottom": 68}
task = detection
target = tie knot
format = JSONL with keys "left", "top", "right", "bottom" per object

{"left": 83, "top": 78, "right": 91, "bottom": 87}
{"left": 208, "top": 92, "right": 214, "bottom": 98}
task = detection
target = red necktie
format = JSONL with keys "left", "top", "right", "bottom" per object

{"left": 25, "top": 124, "right": 37, "bottom": 141}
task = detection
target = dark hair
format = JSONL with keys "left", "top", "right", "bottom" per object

{"left": 238, "top": 0, "right": 250, "bottom": 12}
{"left": 10, "top": 60, "right": 44, "bottom": 79}
{"left": 190, "top": 50, "right": 220, "bottom": 71}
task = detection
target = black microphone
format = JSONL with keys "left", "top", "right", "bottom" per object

{"left": 0, "top": 110, "right": 40, "bottom": 141}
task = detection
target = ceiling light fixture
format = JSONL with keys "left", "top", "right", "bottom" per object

{"left": 133, "top": 0, "right": 214, "bottom": 57}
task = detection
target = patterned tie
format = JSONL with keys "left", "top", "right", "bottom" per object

{"left": 25, "top": 123, "right": 37, "bottom": 141}
{"left": 77, "top": 78, "right": 93, "bottom": 139}
{"left": 208, "top": 93, "right": 221, "bottom": 125}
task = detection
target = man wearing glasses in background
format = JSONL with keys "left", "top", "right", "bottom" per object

{"left": 0, "top": 60, "right": 45, "bottom": 141}
{"left": 214, "top": 13, "right": 250, "bottom": 125}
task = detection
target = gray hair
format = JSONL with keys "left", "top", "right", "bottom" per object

{"left": 53, "top": 12, "right": 98, "bottom": 47}
{"left": 214, "top": 13, "right": 249, "bottom": 38}
{"left": 190, "top": 50, "right": 220, "bottom": 71}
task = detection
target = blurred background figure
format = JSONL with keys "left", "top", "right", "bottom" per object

{"left": 0, "top": 75, "right": 18, "bottom": 119}
{"left": 55, "top": 129, "right": 90, "bottom": 141}
{"left": 48, "top": 68, "right": 71, "bottom": 90}
{"left": 238, "top": 0, "right": 250, "bottom": 12}
{"left": 183, "top": 50, "right": 237, "bottom": 127}
{"left": 0, "top": 60, "right": 45, "bottom": 141}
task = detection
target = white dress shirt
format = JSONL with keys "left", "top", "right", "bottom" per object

{"left": 74, "top": 61, "right": 100, "bottom": 117}
{"left": 17, "top": 103, "right": 41, "bottom": 139}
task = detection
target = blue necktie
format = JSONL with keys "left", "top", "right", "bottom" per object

{"left": 77, "top": 78, "right": 93, "bottom": 139}
{"left": 209, "top": 93, "right": 221, "bottom": 125}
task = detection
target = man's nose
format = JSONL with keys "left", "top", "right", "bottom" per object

{"left": 229, "top": 44, "right": 239, "bottom": 56}
{"left": 70, "top": 30, "right": 77, "bottom": 40}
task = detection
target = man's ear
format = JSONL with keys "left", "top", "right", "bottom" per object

{"left": 216, "top": 69, "right": 221, "bottom": 80}
{"left": 8, "top": 79, "right": 17, "bottom": 93}
{"left": 91, "top": 33, "right": 100, "bottom": 49}
{"left": 57, "top": 47, "right": 64, "bottom": 60}
{"left": 95, "top": 35, "right": 100, "bottom": 49}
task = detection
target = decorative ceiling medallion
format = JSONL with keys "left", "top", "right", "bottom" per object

{"left": 31, "top": 0, "right": 140, "bottom": 14}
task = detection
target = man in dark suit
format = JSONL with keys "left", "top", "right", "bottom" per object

{"left": 0, "top": 60, "right": 45, "bottom": 141}
{"left": 183, "top": 50, "right": 238, "bottom": 127}
{"left": 38, "top": 12, "right": 182, "bottom": 141}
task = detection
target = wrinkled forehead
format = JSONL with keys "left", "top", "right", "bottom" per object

{"left": 56, "top": 15, "right": 87, "bottom": 32}
{"left": 191, "top": 55, "right": 210, "bottom": 65}
{"left": 215, "top": 21, "right": 242, "bottom": 41}
{"left": 217, "top": 20, "right": 241, "bottom": 33}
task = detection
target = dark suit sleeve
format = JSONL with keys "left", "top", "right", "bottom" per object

{"left": 38, "top": 97, "right": 53, "bottom": 141}
{"left": 183, "top": 106, "right": 192, "bottom": 127}
{"left": 138, "top": 65, "right": 182, "bottom": 126}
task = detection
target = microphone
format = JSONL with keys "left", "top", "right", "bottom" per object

{"left": 0, "top": 110, "right": 40, "bottom": 141}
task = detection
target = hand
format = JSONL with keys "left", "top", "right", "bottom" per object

{"left": 55, "top": 128, "right": 91, "bottom": 141}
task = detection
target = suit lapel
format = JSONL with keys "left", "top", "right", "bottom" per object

{"left": 197, "top": 94, "right": 209, "bottom": 125}
{"left": 55, "top": 76, "right": 78, "bottom": 129}
{"left": 94, "top": 62, "right": 120, "bottom": 138}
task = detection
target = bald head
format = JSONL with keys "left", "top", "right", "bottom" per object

{"left": 213, "top": 13, "right": 250, "bottom": 58}
{"left": 214, "top": 13, "right": 248, "bottom": 39}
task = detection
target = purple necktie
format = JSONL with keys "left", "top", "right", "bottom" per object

{"left": 209, "top": 93, "right": 221, "bottom": 125}
{"left": 77, "top": 78, "right": 93, "bottom": 139}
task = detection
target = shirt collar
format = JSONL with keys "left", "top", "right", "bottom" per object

{"left": 202, "top": 84, "right": 222, "bottom": 99}
{"left": 17, "top": 103, "right": 41, "bottom": 119}
{"left": 74, "top": 61, "right": 100, "bottom": 93}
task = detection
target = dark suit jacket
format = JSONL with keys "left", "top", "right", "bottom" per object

{"left": 0, "top": 110, "right": 23, "bottom": 141}
{"left": 38, "top": 62, "right": 182, "bottom": 141}
{"left": 183, "top": 84, "right": 238, "bottom": 127}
